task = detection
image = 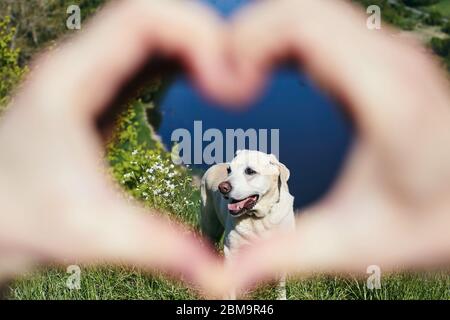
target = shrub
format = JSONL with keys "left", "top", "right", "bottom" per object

{"left": 0, "top": 16, "right": 26, "bottom": 113}
{"left": 402, "top": 0, "right": 439, "bottom": 6}
{"left": 107, "top": 103, "right": 201, "bottom": 227}
{"left": 442, "top": 22, "right": 450, "bottom": 35}
{"left": 430, "top": 37, "right": 450, "bottom": 56}
{"left": 429, "top": 37, "right": 450, "bottom": 71}
{"left": 424, "top": 10, "right": 444, "bottom": 26}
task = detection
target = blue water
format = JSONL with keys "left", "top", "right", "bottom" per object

{"left": 156, "top": 0, "right": 353, "bottom": 209}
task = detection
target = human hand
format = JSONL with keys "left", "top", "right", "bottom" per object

{"left": 0, "top": 0, "right": 238, "bottom": 297}
{"left": 2, "top": 0, "right": 450, "bottom": 299}
{"left": 226, "top": 0, "right": 450, "bottom": 293}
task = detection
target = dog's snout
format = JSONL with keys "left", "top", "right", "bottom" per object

{"left": 218, "top": 181, "right": 232, "bottom": 195}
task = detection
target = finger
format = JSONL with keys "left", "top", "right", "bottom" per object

{"left": 227, "top": 203, "right": 448, "bottom": 294}
{"left": 231, "top": 0, "right": 450, "bottom": 202}
{"left": 231, "top": 0, "right": 450, "bottom": 141}
{"left": 26, "top": 195, "right": 227, "bottom": 297}
{"left": 17, "top": 0, "right": 237, "bottom": 119}
{"left": 100, "top": 205, "right": 227, "bottom": 297}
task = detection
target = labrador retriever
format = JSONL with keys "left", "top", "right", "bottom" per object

{"left": 200, "top": 150, "right": 295, "bottom": 299}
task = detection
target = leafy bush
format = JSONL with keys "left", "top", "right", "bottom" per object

{"left": 430, "top": 37, "right": 450, "bottom": 71}
{"left": 354, "top": 0, "right": 418, "bottom": 30}
{"left": 107, "top": 102, "right": 201, "bottom": 227}
{"left": 424, "top": 10, "right": 444, "bottom": 26}
{"left": 0, "top": 16, "right": 26, "bottom": 113}
{"left": 430, "top": 37, "right": 450, "bottom": 55}
{"left": 0, "top": 0, "right": 107, "bottom": 64}
{"left": 442, "top": 22, "right": 450, "bottom": 34}
{"left": 402, "top": 0, "right": 439, "bottom": 6}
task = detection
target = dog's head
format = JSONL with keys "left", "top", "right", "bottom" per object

{"left": 218, "top": 150, "right": 290, "bottom": 218}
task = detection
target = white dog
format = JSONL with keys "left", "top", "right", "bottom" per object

{"left": 200, "top": 150, "right": 295, "bottom": 299}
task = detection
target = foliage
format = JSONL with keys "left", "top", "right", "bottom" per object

{"left": 0, "top": 16, "right": 27, "bottom": 113}
{"left": 430, "top": 1, "right": 450, "bottom": 18}
{"left": 430, "top": 37, "right": 450, "bottom": 71}
{"left": 402, "top": 0, "right": 439, "bottom": 6}
{"left": 106, "top": 102, "right": 201, "bottom": 227}
{"left": 0, "top": 0, "right": 107, "bottom": 64}
{"left": 442, "top": 21, "right": 450, "bottom": 34}
{"left": 10, "top": 266, "right": 196, "bottom": 300}
{"left": 424, "top": 10, "right": 444, "bottom": 26}
{"left": 354, "top": 0, "right": 418, "bottom": 30}
{"left": 10, "top": 267, "right": 450, "bottom": 300}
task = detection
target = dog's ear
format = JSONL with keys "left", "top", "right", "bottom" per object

{"left": 269, "top": 154, "right": 290, "bottom": 191}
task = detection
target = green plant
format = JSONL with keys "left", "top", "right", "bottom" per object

{"left": 424, "top": 10, "right": 444, "bottom": 26}
{"left": 0, "top": 16, "right": 26, "bottom": 113}
{"left": 442, "top": 22, "right": 450, "bottom": 34}
{"left": 429, "top": 37, "right": 450, "bottom": 71}
{"left": 0, "top": 0, "right": 107, "bottom": 64}
{"left": 354, "top": 0, "right": 418, "bottom": 30}
{"left": 402, "top": 0, "right": 439, "bottom": 6}
{"left": 107, "top": 102, "right": 201, "bottom": 227}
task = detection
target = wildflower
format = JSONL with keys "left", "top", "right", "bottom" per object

{"left": 123, "top": 172, "right": 133, "bottom": 179}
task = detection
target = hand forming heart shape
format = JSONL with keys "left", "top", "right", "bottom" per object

{"left": 0, "top": 0, "right": 450, "bottom": 298}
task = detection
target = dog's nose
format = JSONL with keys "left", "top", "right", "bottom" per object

{"left": 218, "top": 181, "right": 232, "bottom": 195}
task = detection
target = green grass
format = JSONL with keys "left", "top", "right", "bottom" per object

{"left": 10, "top": 267, "right": 196, "bottom": 300}
{"left": 8, "top": 268, "right": 450, "bottom": 300}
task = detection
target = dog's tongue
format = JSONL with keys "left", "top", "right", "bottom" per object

{"left": 228, "top": 196, "right": 257, "bottom": 212}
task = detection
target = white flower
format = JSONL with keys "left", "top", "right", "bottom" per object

{"left": 123, "top": 172, "right": 133, "bottom": 179}
{"left": 132, "top": 149, "right": 138, "bottom": 156}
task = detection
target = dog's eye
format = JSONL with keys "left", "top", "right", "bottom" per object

{"left": 227, "top": 167, "right": 231, "bottom": 174}
{"left": 245, "top": 167, "right": 257, "bottom": 175}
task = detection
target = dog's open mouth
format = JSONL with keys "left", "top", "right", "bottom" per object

{"left": 227, "top": 195, "right": 259, "bottom": 216}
